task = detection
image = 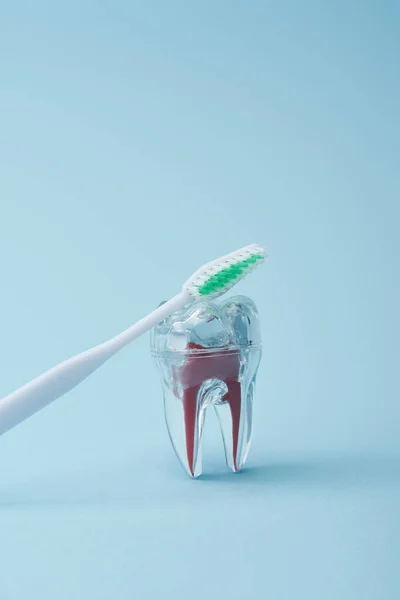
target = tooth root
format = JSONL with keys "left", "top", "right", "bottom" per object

{"left": 215, "top": 379, "right": 249, "bottom": 472}
{"left": 228, "top": 381, "right": 242, "bottom": 471}
{"left": 163, "top": 382, "right": 204, "bottom": 478}
{"left": 165, "top": 350, "right": 256, "bottom": 476}
{"left": 182, "top": 385, "right": 202, "bottom": 477}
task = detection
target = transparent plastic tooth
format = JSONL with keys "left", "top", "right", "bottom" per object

{"left": 151, "top": 296, "right": 262, "bottom": 478}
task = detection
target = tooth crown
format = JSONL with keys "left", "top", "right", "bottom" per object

{"left": 151, "top": 295, "right": 262, "bottom": 478}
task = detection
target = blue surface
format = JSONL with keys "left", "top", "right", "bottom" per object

{"left": 1, "top": 2, "right": 399, "bottom": 599}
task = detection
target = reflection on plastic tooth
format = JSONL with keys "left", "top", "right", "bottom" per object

{"left": 151, "top": 295, "right": 262, "bottom": 478}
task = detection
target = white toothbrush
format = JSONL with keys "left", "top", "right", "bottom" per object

{"left": 0, "top": 244, "right": 265, "bottom": 436}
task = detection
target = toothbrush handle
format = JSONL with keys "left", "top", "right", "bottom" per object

{"left": 0, "top": 341, "right": 117, "bottom": 435}
{"left": 110, "top": 292, "right": 188, "bottom": 351}
{"left": 0, "top": 292, "right": 188, "bottom": 436}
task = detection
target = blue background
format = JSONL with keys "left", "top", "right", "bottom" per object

{"left": 1, "top": 1, "right": 399, "bottom": 598}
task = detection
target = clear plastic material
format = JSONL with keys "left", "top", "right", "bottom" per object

{"left": 151, "top": 295, "right": 262, "bottom": 478}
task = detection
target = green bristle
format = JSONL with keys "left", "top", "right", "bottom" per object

{"left": 198, "top": 253, "right": 263, "bottom": 296}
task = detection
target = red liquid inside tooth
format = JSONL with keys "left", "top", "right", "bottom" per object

{"left": 180, "top": 342, "right": 241, "bottom": 475}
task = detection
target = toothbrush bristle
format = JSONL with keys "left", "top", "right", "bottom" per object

{"left": 184, "top": 244, "right": 266, "bottom": 299}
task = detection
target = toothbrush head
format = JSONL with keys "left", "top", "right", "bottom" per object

{"left": 183, "top": 243, "right": 266, "bottom": 300}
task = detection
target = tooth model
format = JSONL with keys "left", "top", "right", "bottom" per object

{"left": 151, "top": 295, "right": 262, "bottom": 478}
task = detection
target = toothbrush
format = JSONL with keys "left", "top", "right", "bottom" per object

{"left": 0, "top": 243, "right": 265, "bottom": 436}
